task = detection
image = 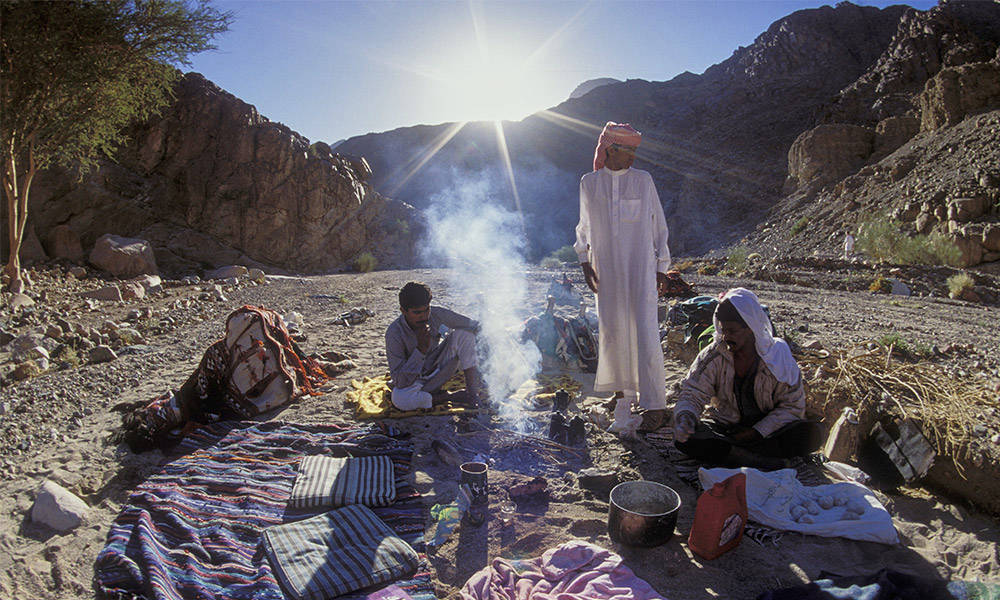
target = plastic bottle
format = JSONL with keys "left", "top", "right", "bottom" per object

{"left": 688, "top": 472, "right": 747, "bottom": 560}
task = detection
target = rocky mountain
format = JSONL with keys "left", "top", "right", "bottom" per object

{"left": 337, "top": 1, "right": 1000, "bottom": 264}
{"left": 8, "top": 74, "right": 418, "bottom": 276}
{"left": 568, "top": 78, "right": 622, "bottom": 99}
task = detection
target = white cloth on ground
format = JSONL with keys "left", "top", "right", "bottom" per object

{"left": 390, "top": 384, "right": 433, "bottom": 410}
{"left": 713, "top": 288, "right": 800, "bottom": 385}
{"left": 574, "top": 167, "right": 669, "bottom": 409}
{"left": 699, "top": 467, "right": 899, "bottom": 544}
{"left": 609, "top": 391, "right": 642, "bottom": 437}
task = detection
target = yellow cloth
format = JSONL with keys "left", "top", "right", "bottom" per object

{"left": 533, "top": 373, "right": 583, "bottom": 402}
{"left": 346, "top": 372, "right": 474, "bottom": 420}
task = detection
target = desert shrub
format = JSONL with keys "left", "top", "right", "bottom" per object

{"left": 550, "top": 245, "right": 578, "bottom": 264}
{"left": 725, "top": 246, "right": 750, "bottom": 273}
{"left": 698, "top": 263, "right": 719, "bottom": 276}
{"left": 540, "top": 256, "right": 561, "bottom": 269}
{"left": 876, "top": 332, "right": 932, "bottom": 358}
{"left": 52, "top": 345, "right": 80, "bottom": 369}
{"left": 353, "top": 252, "right": 377, "bottom": 273}
{"left": 869, "top": 274, "right": 891, "bottom": 293}
{"left": 673, "top": 259, "right": 694, "bottom": 272}
{"left": 857, "top": 215, "right": 962, "bottom": 266}
{"left": 946, "top": 272, "right": 974, "bottom": 298}
{"left": 790, "top": 216, "right": 809, "bottom": 236}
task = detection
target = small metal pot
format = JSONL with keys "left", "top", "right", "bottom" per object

{"left": 608, "top": 480, "right": 682, "bottom": 547}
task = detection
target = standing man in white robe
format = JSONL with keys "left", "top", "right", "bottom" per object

{"left": 574, "top": 122, "right": 671, "bottom": 432}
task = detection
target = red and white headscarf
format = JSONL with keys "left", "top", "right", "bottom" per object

{"left": 593, "top": 121, "right": 642, "bottom": 171}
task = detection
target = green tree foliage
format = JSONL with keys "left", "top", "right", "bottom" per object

{"left": 1, "top": 0, "right": 231, "bottom": 289}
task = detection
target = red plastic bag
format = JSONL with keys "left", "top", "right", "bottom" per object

{"left": 688, "top": 473, "right": 747, "bottom": 560}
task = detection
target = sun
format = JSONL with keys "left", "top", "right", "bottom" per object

{"left": 437, "top": 47, "right": 548, "bottom": 123}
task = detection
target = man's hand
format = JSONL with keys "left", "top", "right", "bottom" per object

{"left": 581, "top": 262, "right": 599, "bottom": 294}
{"left": 415, "top": 322, "right": 432, "bottom": 353}
{"left": 729, "top": 425, "right": 763, "bottom": 445}
{"left": 657, "top": 271, "right": 669, "bottom": 297}
{"left": 674, "top": 411, "right": 698, "bottom": 444}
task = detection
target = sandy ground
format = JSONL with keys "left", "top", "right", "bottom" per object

{"left": 1, "top": 265, "right": 998, "bottom": 599}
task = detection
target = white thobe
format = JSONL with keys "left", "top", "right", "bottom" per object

{"left": 574, "top": 167, "right": 670, "bottom": 409}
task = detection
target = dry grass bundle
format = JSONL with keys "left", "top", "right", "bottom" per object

{"left": 800, "top": 346, "right": 993, "bottom": 474}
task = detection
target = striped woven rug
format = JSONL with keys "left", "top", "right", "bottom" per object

{"left": 95, "top": 421, "right": 433, "bottom": 600}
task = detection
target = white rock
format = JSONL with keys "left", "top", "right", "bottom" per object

{"left": 31, "top": 480, "right": 89, "bottom": 532}
{"left": 205, "top": 265, "right": 248, "bottom": 280}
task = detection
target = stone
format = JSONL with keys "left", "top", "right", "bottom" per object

{"left": 31, "top": 480, "right": 89, "bottom": 532}
{"left": 914, "top": 212, "right": 936, "bottom": 234}
{"left": 787, "top": 124, "right": 874, "bottom": 187}
{"left": 889, "top": 279, "right": 911, "bottom": 296}
{"left": 205, "top": 265, "right": 248, "bottom": 280}
{"left": 920, "top": 61, "right": 1000, "bottom": 131}
{"left": 79, "top": 284, "right": 123, "bottom": 302}
{"left": 68, "top": 266, "right": 87, "bottom": 279}
{"left": 873, "top": 117, "right": 919, "bottom": 161}
{"left": 576, "top": 468, "right": 620, "bottom": 495}
{"left": 43, "top": 224, "right": 85, "bottom": 263}
{"left": 132, "top": 274, "right": 163, "bottom": 294}
{"left": 12, "top": 333, "right": 45, "bottom": 353}
{"left": 119, "top": 281, "right": 146, "bottom": 301}
{"left": 181, "top": 275, "right": 200, "bottom": 285}
{"left": 15, "top": 346, "right": 50, "bottom": 363}
{"left": 248, "top": 268, "right": 266, "bottom": 283}
{"left": 116, "top": 328, "right": 144, "bottom": 345}
{"left": 982, "top": 224, "right": 1000, "bottom": 253}
{"left": 947, "top": 197, "right": 987, "bottom": 223}
{"left": 45, "top": 324, "right": 63, "bottom": 339}
{"left": 89, "top": 233, "right": 159, "bottom": 278}
{"left": 88, "top": 345, "right": 118, "bottom": 364}
{"left": 951, "top": 232, "right": 984, "bottom": 267}
{"left": 9, "top": 293, "right": 34, "bottom": 311}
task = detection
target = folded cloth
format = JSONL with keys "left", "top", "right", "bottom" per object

{"left": 289, "top": 455, "right": 396, "bottom": 510}
{"left": 263, "top": 504, "right": 420, "bottom": 600}
{"left": 347, "top": 373, "right": 475, "bottom": 420}
{"left": 460, "top": 539, "right": 663, "bottom": 600}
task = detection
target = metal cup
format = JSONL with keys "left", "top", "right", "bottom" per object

{"left": 460, "top": 461, "right": 488, "bottom": 506}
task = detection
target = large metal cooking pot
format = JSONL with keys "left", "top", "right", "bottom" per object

{"left": 608, "top": 480, "right": 682, "bottom": 547}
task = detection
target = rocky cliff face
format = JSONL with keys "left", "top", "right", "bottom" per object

{"left": 18, "top": 74, "right": 418, "bottom": 275}
{"left": 751, "top": 2, "right": 1000, "bottom": 269}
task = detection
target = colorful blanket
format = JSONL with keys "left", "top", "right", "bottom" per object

{"left": 94, "top": 421, "right": 433, "bottom": 600}
{"left": 460, "top": 540, "right": 664, "bottom": 600}
{"left": 347, "top": 373, "right": 477, "bottom": 419}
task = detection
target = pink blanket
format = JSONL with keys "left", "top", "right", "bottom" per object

{"left": 460, "top": 540, "right": 665, "bottom": 600}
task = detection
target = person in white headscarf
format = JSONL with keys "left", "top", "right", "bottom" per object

{"left": 574, "top": 122, "right": 671, "bottom": 433}
{"left": 672, "top": 288, "right": 821, "bottom": 466}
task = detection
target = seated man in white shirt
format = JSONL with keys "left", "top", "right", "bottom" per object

{"left": 384, "top": 282, "right": 483, "bottom": 410}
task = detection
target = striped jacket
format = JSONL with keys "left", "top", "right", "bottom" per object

{"left": 674, "top": 340, "right": 805, "bottom": 438}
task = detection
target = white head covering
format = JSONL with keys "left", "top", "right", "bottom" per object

{"left": 713, "top": 288, "right": 800, "bottom": 385}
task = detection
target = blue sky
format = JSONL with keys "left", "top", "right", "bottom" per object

{"left": 185, "top": 0, "right": 937, "bottom": 144}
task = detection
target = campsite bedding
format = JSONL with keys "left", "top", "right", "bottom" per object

{"left": 699, "top": 467, "right": 899, "bottom": 544}
{"left": 94, "top": 421, "right": 433, "bottom": 600}
{"left": 347, "top": 373, "right": 476, "bottom": 419}
{"left": 288, "top": 455, "right": 396, "bottom": 509}
{"left": 261, "top": 504, "right": 419, "bottom": 600}
{"left": 460, "top": 540, "right": 664, "bottom": 600}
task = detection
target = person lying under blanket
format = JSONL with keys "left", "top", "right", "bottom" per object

{"left": 385, "top": 281, "right": 484, "bottom": 410}
{"left": 673, "top": 288, "right": 822, "bottom": 470}
{"left": 111, "top": 306, "right": 354, "bottom": 452}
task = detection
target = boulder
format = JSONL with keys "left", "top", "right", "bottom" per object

{"left": 947, "top": 197, "right": 987, "bottom": 223}
{"left": 19, "top": 225, "right": 48, "bottom": 264}
{"left": 915, "top": 212, "right": 936, "bottom": 234}
{"left": 88, "top": 345, "right": 118, "bottom": 364}
{"left": 248, "top": 268, "right": 266, "bottom": 283}
{"left": 788, "top": 124, "right": 874, "bottom": 187}
{"left": 132, "top": 274, "right": 163, "bottom": 294}
{"left": 920, "top": 61, "right": 1000, "bottom": 131}
{"left": 119, "top": 281, "right": 146, "bottom": 301}
{"left": 9, "top": 293, "right": 35, "bottom": 311}
{"left": 205, "top": 265, "right": 249, "bottom": 280}
{"left": 43, "top": 224, "right": 85, "bottom": 263}
{"left": 14, "top": 345, "right": 49, "bottom": 363}
{"left": 889, "top": 279, "right": 911, "bottom": 296}
{"left": 31, "top": 480, "right": 89, "bottom": 532}
{"left": 89, "top": 233, "right": 159, "bottom": 278}
{"left": 67, "top": 266, "right": 87, "bottom": 279}
{"left": 873, "top": 116, "right": 919, "bottom": 160}
{"left": 983, "top": 224, "right": 1000, "bottom": 253}
{"left": 950, "top": 231, "right": 984, "bottom": 267}
{"left": 79, "top": 285, "right": 123, "bottom": 302}
{"left": 12, "top": 333, "right": 45, "bottom": 353}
